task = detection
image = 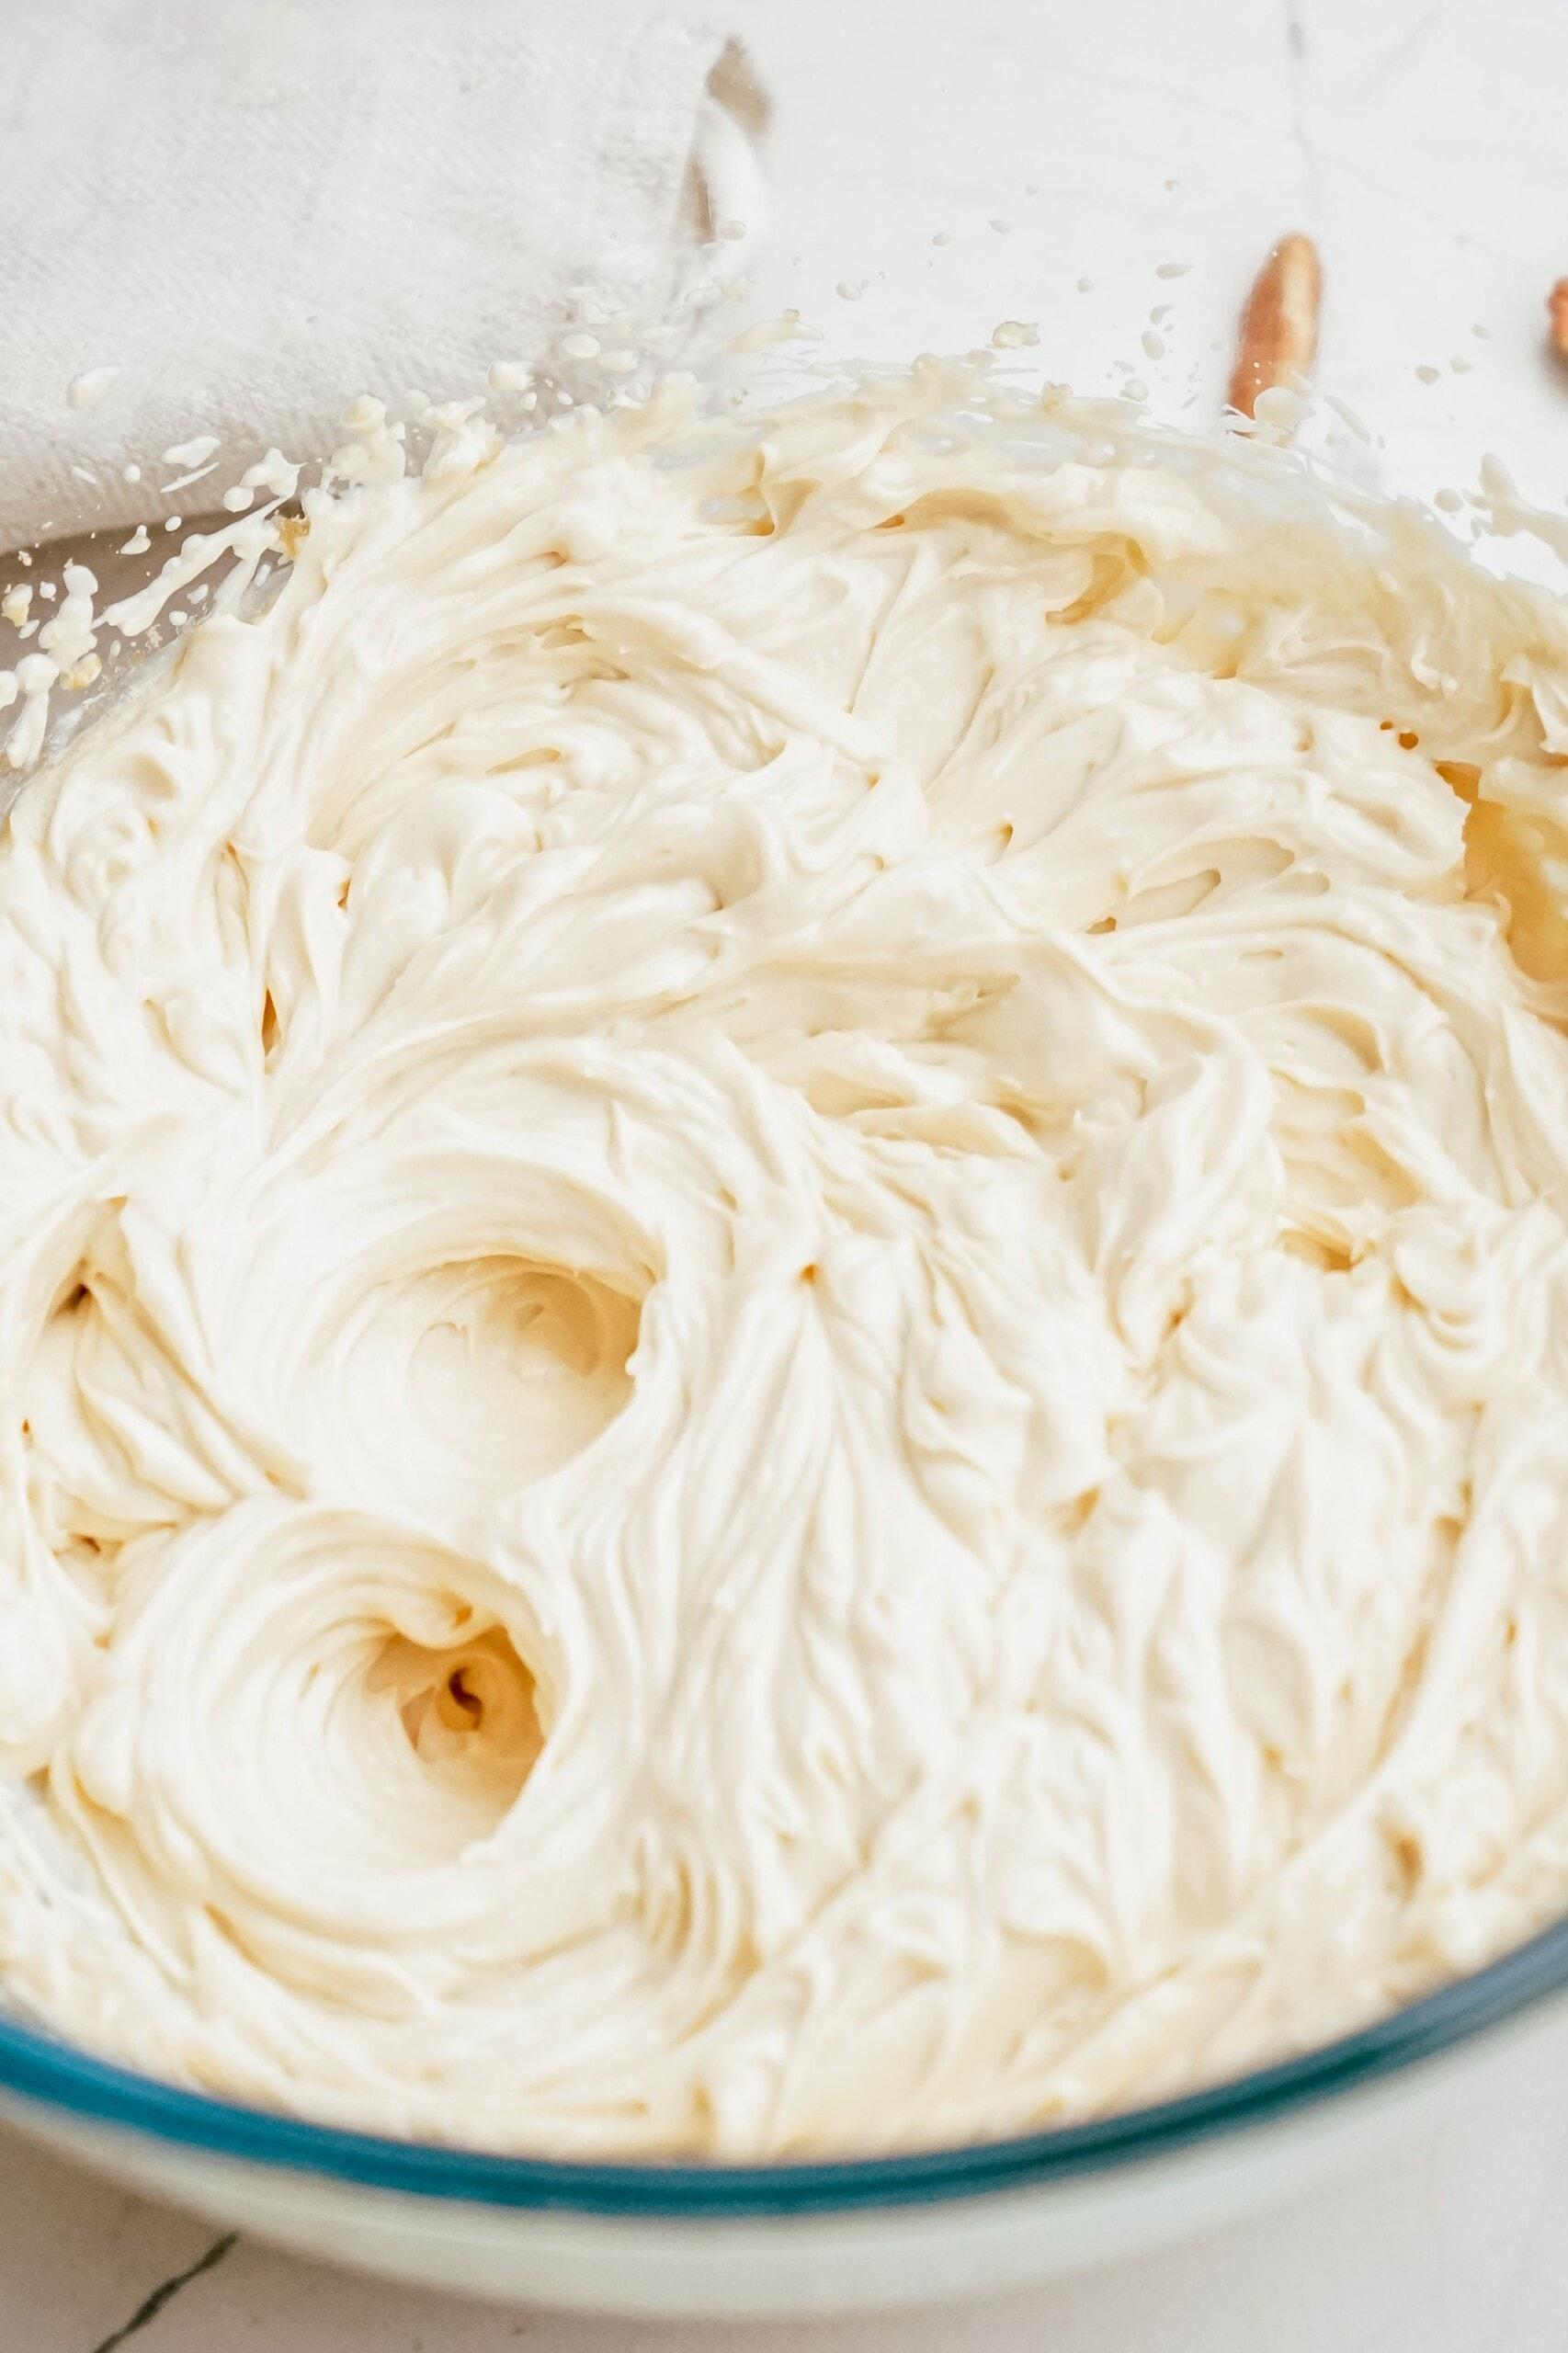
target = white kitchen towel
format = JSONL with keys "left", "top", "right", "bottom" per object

{"left": 0, "top": 0, "right": 766, "bottom": 546}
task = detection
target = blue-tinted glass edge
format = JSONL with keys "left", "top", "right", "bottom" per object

{"left": 0, "top": 1913, "right": 1565, "bottom": 2216}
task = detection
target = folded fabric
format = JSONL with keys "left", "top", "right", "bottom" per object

{"left": 0, "top": 0, "right": 766, "bottom": 545}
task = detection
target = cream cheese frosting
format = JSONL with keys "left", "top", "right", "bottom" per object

{"left": 6, "top": 367, "right": 1568, "bottom": 2156}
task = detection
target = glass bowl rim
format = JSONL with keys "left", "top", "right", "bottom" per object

{"left": 2, "top": 1911, "right": 1566, "bottom": 2215}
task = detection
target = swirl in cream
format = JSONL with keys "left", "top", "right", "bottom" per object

{"left": 4, "top": 369, "right": 1568, "bottom": 2155}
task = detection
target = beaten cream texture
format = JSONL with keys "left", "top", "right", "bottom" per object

{"left": 5, "top": 369, "right": 1568, "bottom": 2156}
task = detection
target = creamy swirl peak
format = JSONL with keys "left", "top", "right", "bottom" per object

{"left": 4, "top": 368, "right": 1568, "bottom": 2156}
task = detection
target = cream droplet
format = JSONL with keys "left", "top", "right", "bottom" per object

{"left": 68, "top": 367, "right": 120, "bottom": 411}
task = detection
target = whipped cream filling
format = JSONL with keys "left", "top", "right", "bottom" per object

{"left": 5, "top": 369, "right": 1568, "bottom": 2156}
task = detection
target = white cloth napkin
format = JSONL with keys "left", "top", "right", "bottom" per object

{"left": 0, "top": 0, "right": 765, "bottom": 546}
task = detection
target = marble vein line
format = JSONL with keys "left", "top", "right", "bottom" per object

{"left": 85, "top": 2232, "right": 239, "bottom": 2353}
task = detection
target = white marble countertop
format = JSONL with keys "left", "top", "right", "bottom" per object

{"left": 8, "top": 0, "right": 1568, "bottom": 2345}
